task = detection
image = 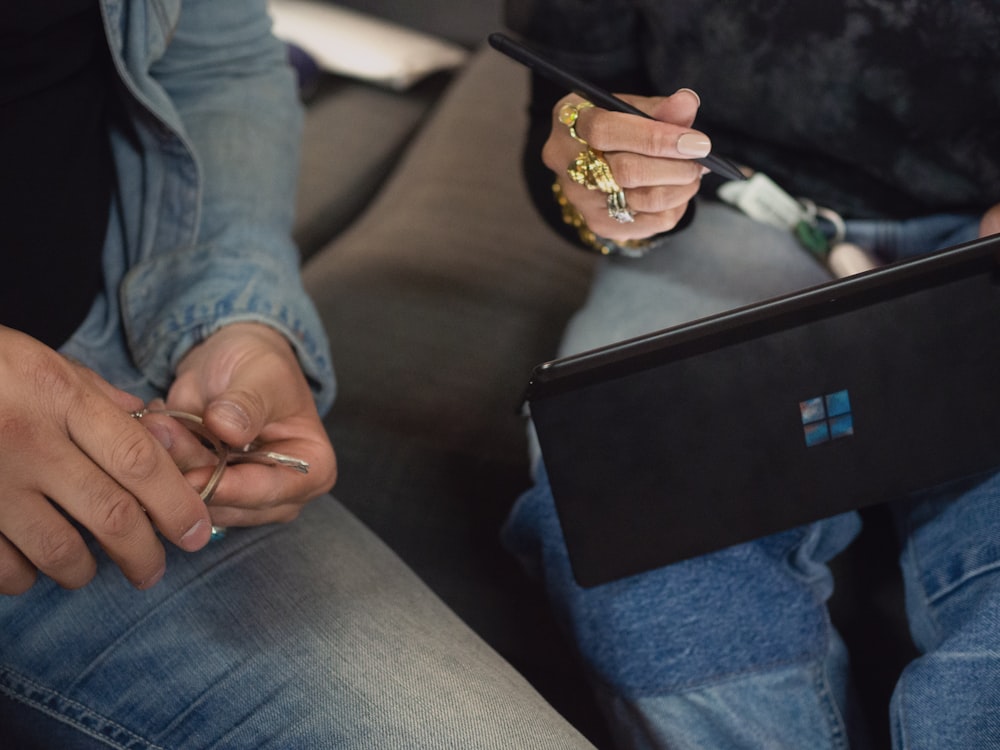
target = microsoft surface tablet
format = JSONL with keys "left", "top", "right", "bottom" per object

{"left": 526, "top": 235, "right": 1000, "bottom": 587}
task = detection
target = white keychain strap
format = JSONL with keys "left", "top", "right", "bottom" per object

{"left": 717, "top": 172, "right": 811, "bottom": 231}
{"left": 716, "top": 172, "right": 878, "bottom": 277}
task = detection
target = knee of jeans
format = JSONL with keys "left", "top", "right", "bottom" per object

{"left": 503, "top": 466, "right": 845, "bottom": 697}
{"left": 898, "top": 470, "right": 1000, "bottom": 651}
{"left": 568, "top": 541, "right": 847, "bottom": 696}
{"left": 904, "top": 561, "right": 1000, "bottom": 655}
{"left": 890, "top": 649, "right": 1000, "bottom": 748}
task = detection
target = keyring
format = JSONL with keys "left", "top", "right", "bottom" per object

{"left": 132, "top": 408, "right": 310, "bottom": 540}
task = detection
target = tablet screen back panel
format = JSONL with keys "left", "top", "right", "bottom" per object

{"left": 527, "top": 238, "right": 1000, "bottom": 587}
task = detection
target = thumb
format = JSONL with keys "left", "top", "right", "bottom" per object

{"left": 203, "top": 389, "right": 267, "bottom": 449}
{"left": 174, "top": 323, "right": 300, "bottom": 448}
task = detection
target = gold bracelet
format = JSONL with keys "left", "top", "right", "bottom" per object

{"left": 551, "top": 181, "right": 651, "bottom": 258}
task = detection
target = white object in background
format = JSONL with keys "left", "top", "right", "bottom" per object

{"left": 268, "top": 0, "right": 469, "bottom": 91}
{"left": 827, "top": 242, "right": 880, "bottom": 278}
{"left": 717, "top": 172, "right": 809, "bottom": 230}
{"left": 718, "top": 172, "right": 882, "bottom": 278}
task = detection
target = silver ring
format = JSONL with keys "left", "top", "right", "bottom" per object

{"left": 607, "top": 190, "right": 635, "bottom": 223}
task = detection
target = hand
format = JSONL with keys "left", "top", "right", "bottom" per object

{"left": 0, "top": 326, "right": 213, "bottom": 595}
{"left": 980, "top": 202, "right": 1000, "bottom": 237}
{"left": 159, "top": 323, "right": 337, "bottom": 530}
{"left": 543, "top": 88, "right": 711, "bottom": 242}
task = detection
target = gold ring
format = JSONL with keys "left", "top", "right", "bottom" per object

{"left": 567, "top": 148, "right": 621, "bottom": 195}
{"left": 566, "top": 148, "right": 635, "bottom": 223}
{"left": 558, "top": 100, "right": 595, "bottom": 143}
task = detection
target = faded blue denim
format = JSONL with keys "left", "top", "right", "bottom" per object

{"left": 1, "top": 500, "right": 593, "bottom": 749}
{"left": 0, "top": 3, "right": 593, "bottom": 747}
{"left": 61, "top": 0, "right": 335, "bottom": 411}
{"left": 506, "top": 202, "right": 1000, "bottom": 748}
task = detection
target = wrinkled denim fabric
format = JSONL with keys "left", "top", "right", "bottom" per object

{"left": 0, "top": 3, "right": 595, "bottom": 747}
{"left": 62, "top": 0, "right": 334, "bottom": 411}
{"left": 506, "top": 203, "right": 999, "bottom": 748}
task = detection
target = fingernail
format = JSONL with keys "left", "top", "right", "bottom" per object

{"left": 213, "top": 401, "right": 251, "bottom": 433}
{"left": 676, "top": 87, "right": 701, "bottom": 107}
{"left": 138, "top": 565, "right": 166, "bottom": 590}
{"left": 146, "top": 422, "right": 173, "bottom": 450}
{"left": 677, "top": 132, "right": 712, "bottom": 158}
{"left": 180, "top": 519, "right": 210, "bottom": 550}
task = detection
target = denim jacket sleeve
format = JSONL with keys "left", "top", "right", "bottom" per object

{"left": 99, "top": 0, "right": 335, "bottom": 413}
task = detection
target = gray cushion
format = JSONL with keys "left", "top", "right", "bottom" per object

{"left": 292, "top": 0, "right": 504, "bottom": 258}
{"left": 303, "top": 45, "right": 597, "bottom": 461}
{"left": 300, "top": 50, "right": 608, "bottom": 742}
{"left": 294, "top": 75, "right": 448, "bottom": 258}
{"left": 327, "top": 0, "right": 502, "bottom": 48}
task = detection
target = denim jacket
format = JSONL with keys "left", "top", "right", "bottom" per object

{"left": 61, "top": 0, "right": 335, "bottom": 414}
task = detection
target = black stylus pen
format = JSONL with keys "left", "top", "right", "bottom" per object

{"left": 488, "top": 32, "right": 746, "bottom": 182}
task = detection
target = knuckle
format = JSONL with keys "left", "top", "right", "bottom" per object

{"left": 108, "top": 428, "right": 162, "bottom": 485}
{"left": 89, "top": 485, "right": 144, "bottom": 538}
{"left": 33, "top": 524, "right": 85, "bottom": 571}
{"left": 0, "top": 412, "right": 37, "bottom": 454}
{"left": 584, "top": 115, "right": 612, "bottom": 148}
{"left": 0, "top": 351, "right": 82, "bottom": 448}
{"left": 644, "top": 126, "right": 676, "bottom": 155}
{"left": 21, "top": 348, "right": 81, "bottom": 404}
{"left": 610, "top": 154, "right": 643, "bottom": 188}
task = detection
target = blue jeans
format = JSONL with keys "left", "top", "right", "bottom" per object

{"left": 505, "top": 203, "right": 1000, "bottom": 749}
{"left": 0, "top": 497, "right": 592, "bottom": 748}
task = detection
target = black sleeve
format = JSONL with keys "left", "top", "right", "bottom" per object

{"left": 505, "top": 0, "right": 693, "bottom": 250}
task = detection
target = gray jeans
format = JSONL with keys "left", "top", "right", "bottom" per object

{"left": 0, "top": 496, "right": 593, "bottom": 748}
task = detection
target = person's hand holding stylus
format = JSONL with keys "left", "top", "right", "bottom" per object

{"left": 490, "top": 33, "right": 744, "bottom": 245}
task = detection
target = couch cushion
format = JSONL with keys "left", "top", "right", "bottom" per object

{"left": 300, "top": 46, "right": 608, "bottom": 744}
{"left": 302, "top": 44, "right": 597, "bottom": 461}
{"left": 326, "top": 0, "right": 502, "bottom": 49}
{"left": 294, "top": 73, "right": 449, "bottom": 258}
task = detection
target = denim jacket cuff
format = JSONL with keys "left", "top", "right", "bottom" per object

{"left": 121, "top": 244, "right": 336, "bottom": 415}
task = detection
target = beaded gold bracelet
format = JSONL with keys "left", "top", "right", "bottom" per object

{"left": 551, "top": 180, "right": 652, "bottom": 258}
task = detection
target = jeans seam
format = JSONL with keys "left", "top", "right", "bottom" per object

{"left": 924, "top": 557, "right": 1000, "bottom": 607}
{"left": 807, "top": 564, "right": 851, "bottom": 750}
{"left": 814, "top": 638, "right": 850, "bottom": 750}
{"left": 0, "top": 666, "right": 164, "bottom": 750}
{"left": 899, "top": 511, "right": 943, "bottom": 648}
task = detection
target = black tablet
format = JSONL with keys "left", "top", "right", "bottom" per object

{"left": 526, "top": 234, "right": 1000, "bottom": 587}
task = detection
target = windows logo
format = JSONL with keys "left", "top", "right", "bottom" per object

{"left": 800, "top": 389, "right": 854, "bottom": 447}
